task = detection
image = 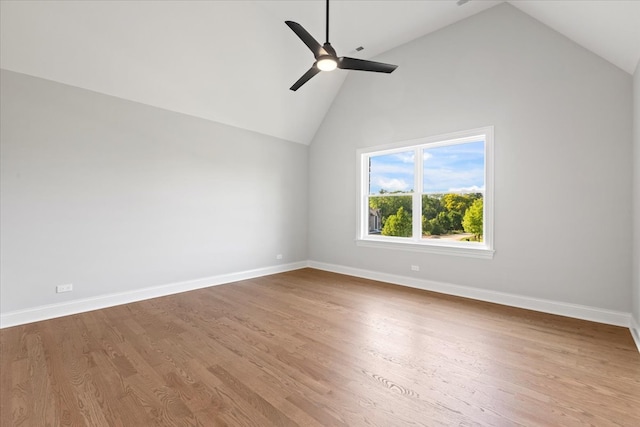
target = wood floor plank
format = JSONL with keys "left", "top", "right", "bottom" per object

{"left": 1, "top": 268, "right": 639, "bottom": 426}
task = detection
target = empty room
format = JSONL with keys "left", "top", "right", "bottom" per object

{"left": 1, "top": 1, "right": 639, "bottom": 426}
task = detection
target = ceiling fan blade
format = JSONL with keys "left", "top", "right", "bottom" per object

{"left": 290, "top": 66, "right": 321, "bottom": 91}
{"left": 338, "top": 57, "right": 398, "bottom": 73}
{"left": 285, "top": 21, "right": 326, "bottom": 58}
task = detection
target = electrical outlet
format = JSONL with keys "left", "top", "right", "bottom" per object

{"left": 56, "top": 283, "right": 73, "bottom": 293}
{"left": 276, "top": 254, "right": 283, "bottom": 260}
{"left": 411, "top": 265, "right": 420, "bottom": 272}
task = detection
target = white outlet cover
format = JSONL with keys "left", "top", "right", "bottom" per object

{"left": 56, "top": 284, "right": 73, "bottom": 293}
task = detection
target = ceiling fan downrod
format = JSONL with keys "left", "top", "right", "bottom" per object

{"left": 325, "top": 0, "right": 330, "bottom": 44}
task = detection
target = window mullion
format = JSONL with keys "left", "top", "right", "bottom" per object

{"left": 364, "top": 155, "right": 372, "bottom": 238}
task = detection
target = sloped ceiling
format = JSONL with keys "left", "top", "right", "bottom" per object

{"left": 1, "top": 1, "right": 639, "bottom": 145}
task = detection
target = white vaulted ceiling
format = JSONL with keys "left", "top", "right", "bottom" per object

{"left": 1, "top": 1, "right": 639, "bottom": 145}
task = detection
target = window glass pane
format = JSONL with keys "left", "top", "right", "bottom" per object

{"left": 422, "top": 140, "right": 485, "bottom": 243}
{"left": 368, "top": 151, "right": 414, "bottom": 195}
{"left": 368, "top": 195, "right": 412, "bottom": 237}
{"left": 421, "top": 194, "right": 483, "bottom": 243}
{"left": 423, "top": 141, "right": 485, "bottom": 194}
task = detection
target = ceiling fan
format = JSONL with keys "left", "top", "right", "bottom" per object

{"left": 285, "top": 0, "right": 398, "bottom": 91}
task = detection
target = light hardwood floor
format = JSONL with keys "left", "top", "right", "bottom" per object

{"left": 1, "top": 268, "right": 639, "bottom": 426}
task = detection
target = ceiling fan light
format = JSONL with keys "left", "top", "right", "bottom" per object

{"left": 317, "top": 57, "right": 337, "bottom": 71}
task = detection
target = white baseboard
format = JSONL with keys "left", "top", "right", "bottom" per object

{"left": 2, "top": 259, "right": 635, "bottom": 348}
{"left": 308, "top": 261, "right": 632, "bottom": 328}
{"left": 631, "top": 316, "right": 640, "bottom": 353}
{"left": 0, "top": 261, "right": 307, "bottom": 329}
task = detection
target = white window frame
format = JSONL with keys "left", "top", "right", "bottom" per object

{"left": 356, "top": 126, "right": 494, "bottom": 259}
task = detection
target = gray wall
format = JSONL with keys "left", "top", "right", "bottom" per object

{"left": 1, "top": 70, "right": 308, "bottom": 313}
{"left": 308, "top": 4, "right": 633, "bottom": 312}
{"left": 634, "top": 60, "right": 640, "bottom": 326}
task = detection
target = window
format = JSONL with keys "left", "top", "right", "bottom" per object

{"left": 357, "top": 127, "right": 494, "bottom": 258}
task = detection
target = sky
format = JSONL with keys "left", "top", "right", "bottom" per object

{"left": 369, "top": 140, "right": 485, "bottom": 195}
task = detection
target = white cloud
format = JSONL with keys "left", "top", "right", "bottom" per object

{"left": 447, "top": 185, "right": 485, "bottom": 193}
{"left": 392, "top": 152, "right": 415, "bottom": 163}
{"left": 423, "top": 166, "right": 485, "bottom": 192}
{"left": 373, "top": 177, "right": 411, "bottom": 192}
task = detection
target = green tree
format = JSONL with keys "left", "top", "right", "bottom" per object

{"left": 442, "top": 193, "right": 480, "bottom": 232}
{"left": 382, "top": 206, "right": 412, "bottom": 237}
{"left": 462, "top": 198, "right": 483, "bottom": 240}
{"left": 429, "top": 211, "right": 450, "bottom": 235}
{"left": 370, "top": 194, "right": 412, "bottom": 228}
{"left": 442, "top": 193, "right": 473, "bottom": 214}
{"left": 422, "top": 194, "right": 443, "bottom": 221}
{"left": 428, "top": 219, "right": 444, "bottom": 235}
{"left": 447, "top": 210, "right": 463, "bottom": 231}
{"left": 422, "top": 215, "right": 431, "bottom": 235}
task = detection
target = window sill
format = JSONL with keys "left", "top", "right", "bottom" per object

{"left": 355, "top": 238, "right": 495, "bottom": 259}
